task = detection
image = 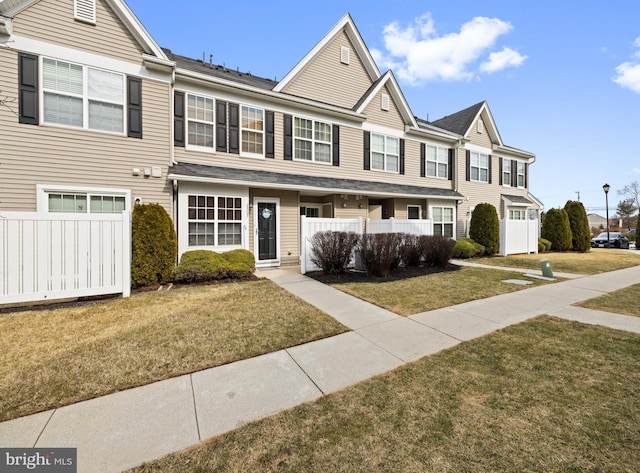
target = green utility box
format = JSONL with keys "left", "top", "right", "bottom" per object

{"left": 540, "top": 259, "right": 554, "bottom": 278}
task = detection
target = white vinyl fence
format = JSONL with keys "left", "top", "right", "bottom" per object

{"left": 367, "top": 217, "right": 432, "bottom": 235}
{"left": 0, "top": 212, "right": 131, "bottom": 305}
{"left": 499, "top": 219, "right": 539, "bottom": 256}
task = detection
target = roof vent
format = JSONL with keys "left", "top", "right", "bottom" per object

{"left": 0, "top": 16, "right": 12, "bottom": 36}
{"left": 75, "top": 0, "right": 96, "bottom": 24}
{"left": 340, "top": 46, "right": 350, "bottom": 65}
{"left": 381, "top": 93, "right": 390, "bottom": 111}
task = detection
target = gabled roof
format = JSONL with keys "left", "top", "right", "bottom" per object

{"left": 0, "top": 0, "right": 167, "bottom": 59}
{"left": 353, "top": 70, "right": 417, "bottom": 127}
{"left": 430, "top": 100, "right": 504, "bottom": 146}
{"left": 274, "top": 13, "right": 381, "bottom": 93}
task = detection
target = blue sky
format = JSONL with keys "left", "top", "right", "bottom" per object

{"left": 127, "top": 0, "right": 640, "bottom": 217}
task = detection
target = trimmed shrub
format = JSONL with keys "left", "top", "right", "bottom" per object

{"left": 222, "top": 249, "right": 256, "bottom": 278}
{"left": 564, "top": 200, "right": 591, "bottom": 252}
{"left": 131, "top": 203, "right": 177, "bottom": 288}
{"left": 399, "top": 233, "right": 421, "bottom": 267}
{"left": 637, "top": 220, "right": 640, "bottom": 250}
{"left": 421, "top": 235, "right": 455, "bottom": 268}
{"left": 361, "top": 233, "right": 403, "bottom": 278}
{"left": 310, "top": 231, "right": 360, "bottom": 274}
{"left": 175, "top": 250, "right": 227, "bottom": 283}
{"left": 469, "top": 203, "right": 500, "bottom": 255}
{"left": 538, "top": 237, "right": 552, "bottom": 253}
{"left": 541, "top": 208, "right": 573, "bottom": 251}
{"left": 453, "top": 237, "right": 485, "bottom": 259}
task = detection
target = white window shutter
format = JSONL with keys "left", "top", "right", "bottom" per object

{"left": 75, "top": 0, "right": 96, "bottom": 24}
{"left": 340, "top": 46, "right": 350, "bottom": 65}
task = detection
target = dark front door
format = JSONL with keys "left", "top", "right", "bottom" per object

{"left": 257, "top": 202, "right": 277, "bottom": 261}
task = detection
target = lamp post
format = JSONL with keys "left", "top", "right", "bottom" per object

{"left": 603, "top": 183, "right": 610, "bottom": 247}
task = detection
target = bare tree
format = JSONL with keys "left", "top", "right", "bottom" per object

{"left": 617, "top": 198, "right": 636, "bottom": 230}
{"left": 617, "top": 181, "right": 640, "bottom": 212}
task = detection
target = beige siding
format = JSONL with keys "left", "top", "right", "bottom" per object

{"left": 0, "top": 48, "right": 171, "bottom": 212}
{"left": 362, "top": 85, "right": 405, "bottom": 129}
{"left": 467, "top": 116, "right": 493, "bottom": 148}
{"left": 283, "top": 31, "right": 373, "bottom": 109}
{"left": 393, "top": 199, "right": 426, "bottom": 219}
{"left": 332, "top": 195, "right": 368, "bottom": 220}
{"left": 13, "top": 0, "right": 144, "bottom": 63}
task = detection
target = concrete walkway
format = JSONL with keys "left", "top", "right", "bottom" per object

{"left": 2, "top": 265, "right": 640, "bottom": 472}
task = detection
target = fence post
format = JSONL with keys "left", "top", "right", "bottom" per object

{"left": 300, "top": 215, "right": 307, "bottom": 274}
{"left": 122, "top": 211, "right": 131, "bottom": 298}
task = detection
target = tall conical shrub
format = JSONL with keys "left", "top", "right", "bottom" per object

{"left": 469, "top": 203, "right": 500, "bottom": 255}
{"left": 541, "top": 208, "right": 572, "bottom": 251}
{"left": 564, "top": 200, "right": 591, "bottom": 252}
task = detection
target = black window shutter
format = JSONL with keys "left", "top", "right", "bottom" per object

{"left": 420, "top": 143, "right": 426, "bottom": 177}
{"left": 216, "top": 100, "right": 227, "bottom": 152}
{"left": 399, "top": 139, "right": 405, "bottom": 175}
{"left": 127, "top": 76, "right": 142, "bottom": 139}
{"left": 363, "top": 131, "right": 370, "bottom": 170}
{"left": 465, "top": 150, "right": 471, "bottom": 181}
{"left": 283, "top": 114, "right": 292, "bottom": 160}
{"left": 173, "top": 91, "right": 185, "bottom": 147}
{"left": 265, "top": 111, "right": 275, "bottom": 158}
{"left": 525, "top": 163, "right": 529, "bottom": 188}
{"left": 488, "top": 155, "right": 492, "bottom": 184}
{"left": 448, "top": 149, "right": 454, "bottom": 181}
{"left": 228, "top": 103, "right": 239, "bottom": 154}
{"left": 511, "top": 160, "right": 518, "bottom": 187}
{"left": 18, "top": 53, "right": 39, "bottom": 125}
{"left": 332, "top": 124, "right": 340, "bottom": 166}
{"left": 499, "top": 158, "right": 503, "bottom": 185}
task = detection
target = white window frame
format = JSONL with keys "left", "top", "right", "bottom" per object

{"left": 502, "top": 158, "right": 512, "bottom": 187}
{"left": 370, "top": 133, "right": 399, "bottom": 173}
{"left": 240, "top": 104, "right": 264, "bottom": 159}
{"left": 426, "top": 144, "right": 449, "bottom": 179}
{"left": 407, "top": 205, "right": 421, "bottom": 220}
{"left": 74, "top": 0, "right": 96, "bottom": 24}
{"left": 509, "top": 209, "right": 526, "bottom": 220}
{"left": 301, "top": 204, "right": 322, "bottom": 218}
{"left": 186, "top": 93, "right": 215, "bottom": 153}
{"left": 431, "top": 205, "right": 455, "bottom": 237}
{"left": 470, "top": 151, "right": 489, "bottom": 183}
{"left": 41, "top": 56, "right": 125, "bottom": 135}
{"left": 293, "top": 116, "right": 332, "bottom": 164}
{"left": 517, "top": 162, "right": 526, "bottom": 188}
{"left": 186, "top": 194, "right": 244, "bottom": 248}
{"left": 37, "top": 184, "right": 130, "bottom": 214}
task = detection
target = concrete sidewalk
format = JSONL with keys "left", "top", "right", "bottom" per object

{"left": 1, "top": 265, "right": 640, "bottom": 472}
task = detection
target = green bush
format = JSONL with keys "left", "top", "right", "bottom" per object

{"left": 564, "top": 200, "right": 591, "bottom": 252}
{"left": 538, "top": 237, "right": 552, "bottom": 253}
{"left": 541, "top": 208, "right": 573, "bottom": 251}
{"left": 175, "top": 250, "right": 227, "bottom": 283}
{"left": 469, "top": 203, "right": 500, "bottom": 255}
{"left": 453, "top": 238, "right": 485, "bottom": 258}
{"left": 222, "top": 249, "right": 256, "bottom": 277}
{"left": 310, "top": 231, "right": 360, "bottom": 274}
{"left": 131, "top": 203, "right": 177, "bottom": 288}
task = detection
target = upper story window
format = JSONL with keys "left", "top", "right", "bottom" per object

{"left": 294, "top": 117, "right": 332, "bottom": 164}
{"left": 427, "top": 145, "right": 448, "bottom": 178}
{"left": 371, "top": 133, "right": 399, "bottom": 173}
{"left": 470, "top": 151, "right": 489, "bottom": 182}
{"left": 517, "top": 162, "right": 526, "bottom": 187}
{"left": 502, "top": 158, "right": 512, "bottom": 186}
{"left": 42, "top": 57, "right": 124, "bottom": 133}
{"left": 187, "top": 93, "right": 214, "bottom": 151}
{"left": 241, "top": 105, "right": 264, "bottom": 158}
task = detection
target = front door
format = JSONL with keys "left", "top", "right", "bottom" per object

{"left": 254, "top": 198, "right": 279, "bottom": 265}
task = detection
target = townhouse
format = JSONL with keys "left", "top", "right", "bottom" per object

{"left": 0, "top": 0, "right": 541, "bottom": 276}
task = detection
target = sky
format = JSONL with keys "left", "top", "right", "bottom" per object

{"left": 126, "top": 0, "right": 640, "bottom": 217}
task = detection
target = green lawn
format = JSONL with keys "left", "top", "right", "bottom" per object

{"left": 575, "top": 282, "right": 640, "bottom": 317}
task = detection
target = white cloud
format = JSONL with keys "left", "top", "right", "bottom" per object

{"left": 613, "top": 37, "right": 640, "bottom": 92}
{"left": 374, "top": 14, "right": 525, "bottom": 84}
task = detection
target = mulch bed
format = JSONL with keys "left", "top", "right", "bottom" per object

{"left": 306, "top": 263, "right": 461, "bottom": 284}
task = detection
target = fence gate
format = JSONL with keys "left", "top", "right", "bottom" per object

{"left": 0, "top": 212, "right": 131, "bottom": 306}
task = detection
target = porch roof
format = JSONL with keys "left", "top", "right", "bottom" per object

{"left": 502, "top": 194, "right": 534, "bottom": 206}
{"left": 169, "top": 162, "right": 465, "bottom": 200}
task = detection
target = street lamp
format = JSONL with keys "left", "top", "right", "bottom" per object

{"left": 603, "top": 183, "right": 610, "bottom": 247}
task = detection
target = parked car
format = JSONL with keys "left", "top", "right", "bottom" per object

{"left": 590, "top": 232, "right": 630, "bottom": 249}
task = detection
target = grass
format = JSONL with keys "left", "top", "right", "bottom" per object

{"left": 575, "top": 283, "right": 640, "bottom": 317}
{"left": 131, "top": 316, "right": 640, "bottom": 473}
{"left": 470, "top": 248, "right": 640, "bottom": 274}
{"left": 0, "top": 280, "right": 346, "bottom": 422}
{"left": 331, "top": 267, "right": 559, "bottom": 316}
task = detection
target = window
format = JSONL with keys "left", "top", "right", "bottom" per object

{"left": 432, "top": 206, "right": 454, "bottom": 237}
{"left": 509, "top": 209, "right": 526, "bottom": 220}
{"left": 502, "top": 158, "right": 512, "bottom": 186}
{"left": 407, "top": 206, "right": 421, "bottom": 220}
{"left": 371, "top": 133, "right": 399, "bottom": 172}
{"left": 43, "top": 57, "right": 124, "bottom": 133}
{"left": 427, "top": 145, "right": 448, "bottom": 178}
{"left": 470, "top": 152, "right": 489, "bottom": 182}
{"left": 293, "top": 117, "right": 331, "bottom": 163}
{"left": 241, "top": 105, "right": 264, "bottom": 157}
{"left": 301, "top": 206, "right": 321, "bottom": 218}
{"left": 517, "top": 162, "right": 526, "bottom": 188}
{"left": 187, "top": 94, "right": 214, "bottom": 150}
{"left": 188, "top": 195, "right": 242, "bottom": 247}
{"left": 48, "top": 193, "right": 125, "bottom": 213}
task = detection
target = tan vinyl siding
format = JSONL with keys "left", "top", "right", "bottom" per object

{"left": 332, "top": 195, "right": 368, "bottom": 220}
{"left": 0, "top": 47, "right": 171, "bottom": 212}
{"left": 394, "top": 199, "right": 426, "bottom": 219}
{"left": 13, "top": 0, "right": 144, "bottom": 63}
{"left": 468, "top": 117, "right": 493, "bottom": 148}
{"left": 282, "top": 31, "right": 373, "bottom": 109}
{"left": 362, "top": 86, "right": 405, "bottom": 129}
